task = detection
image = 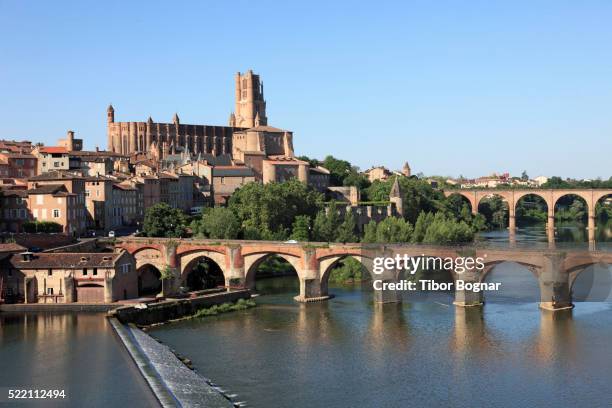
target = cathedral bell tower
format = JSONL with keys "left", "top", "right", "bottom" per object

{"left": 231, "top": 70, "right": 267, "bottom": 128}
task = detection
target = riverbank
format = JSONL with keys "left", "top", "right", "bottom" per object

{"left": 109, "top": 317, "right": 236, "bottom": 408}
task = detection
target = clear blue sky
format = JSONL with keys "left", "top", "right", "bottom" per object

{"left": 1, "top": 1, "right": 611, "bottom": 179}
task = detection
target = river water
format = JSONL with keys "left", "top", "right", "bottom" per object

{"left": 148, "top": 224, "right": 612, "bottom": 408}
{"left": 0, "top": 312, "right": 159, "bottom": 407}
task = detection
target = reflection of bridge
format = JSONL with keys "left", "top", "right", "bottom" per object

{"left": 116, "top": 238, "right": 612, "bottom": 311}
{"left": 444, "top": 189, "right": 612, "bottom": 248}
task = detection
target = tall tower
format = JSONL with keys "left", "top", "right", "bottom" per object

{"left": 232, "top": 70, "right": 267, "bottom": 128}
{"left": 107, "top": 104, "right": 114, "bottom": 123}
{"left": 107, "top": 104, "right": 115, "bottom": 152}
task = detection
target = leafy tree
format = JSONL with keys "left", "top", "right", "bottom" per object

{"left": 290, "top": 215, "right": 312, "bottom": 241}
{"left": 521, "top": 170, "right": 529, "bottom": 181}
{"left": 422, "top": 212, "right": 474, "bottom": 245}
{"left": 143, "top": 203, "right": 187, "bottom": 238}
{"left": 228, "top": 180, "right": 323, "bottom": 240}
{"left": 192, "top": 207, "right": 240, "bottom": 239}
{"left": 336, "top": 212, "right": 358, "bottom": 243}
{"left": 375, "top": 217, "right": 413, "bottom": 243}
{"left": 362, "top": 220, "right": 378, "bottom": 243}
{"left": 322, "top": 155, "right": 353, "bottom": 186}
{"left": 328, "top": 257, "right": 367, "bottom": 283}
{"left": 313, "top": 202, "right": 342, "bottom": 242}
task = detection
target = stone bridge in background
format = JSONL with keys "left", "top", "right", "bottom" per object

{"left": 115, "top": 238, "right": 612, "bottom": 312}
{"left": 443, "top": 189, "right": 612, "bottom": 248}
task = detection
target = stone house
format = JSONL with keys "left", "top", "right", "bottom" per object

{"left": 2, "top": 250, "right": 137, "bottom": 304}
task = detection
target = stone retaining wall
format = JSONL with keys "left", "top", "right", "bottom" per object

{"left": 110, "top": 290, "right": 251, "bottom": 326}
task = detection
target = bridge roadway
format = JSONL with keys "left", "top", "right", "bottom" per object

{"left": 115, "top": 237, "right": 612, "bottom": 311}
{"left": 444, "top": 189, "right": 612, "bottom": 249}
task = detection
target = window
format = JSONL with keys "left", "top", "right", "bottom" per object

{"left": 54, "top": 161, "right": 60, "bottom": 167}
{"left": 83, "top": 268, "right": 87, "bottom": 276}
{"left": 47, "top": 288, "right": 54, "bottom": 295}
{"left": 48, "top": 269, "right": 52, "bottom": 276}
{"left": 93, "top": 268, "right": 97, "bottom": 276}
{"left": 52, "top": 209, "right": 60, "bottom": 218}
{"left": 120, "top": 264, "right": 131, "bottom": 274}
{"left": 85, "top": 190, "right": 90, "bottom": 197}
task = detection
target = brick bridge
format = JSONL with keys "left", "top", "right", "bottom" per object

{"left": 444, "top": 189, "right": 612, "bottom": 248}
{"left": 115, "top": 237, "right": 612, "bottom": 311}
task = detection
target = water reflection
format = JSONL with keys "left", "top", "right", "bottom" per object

{"left": 478, "top": 219, "right": 612, "bottom": 251}
{"left": 0, "top": 313, "right": 158, "bottom": 408}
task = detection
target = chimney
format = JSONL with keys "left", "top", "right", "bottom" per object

{"left": 20, "top": 252, "right": 35, "bottom": 262}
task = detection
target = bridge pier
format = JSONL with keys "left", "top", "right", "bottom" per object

{"left": 295, "top": 250, "right": 331, "bottom": 302}
{"left": 225, "top": 246, "right": 246, "bottom": 289}
{"left": 295, "top": 277, "right": 331, "bottom": 302}
{"left": 162, "top": 243, "right": 181, "bottom": 297}
{"left": 538, "top": 253, "right": 573, "bottom": 311}
{"left": 453, "top": 269, "right": 484, "bottom": 307}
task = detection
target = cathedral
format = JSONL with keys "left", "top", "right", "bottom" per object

{"left": 106, "top": 70, "right": 295, "bottom": 165}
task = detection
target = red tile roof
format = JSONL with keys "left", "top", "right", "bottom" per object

{"left": 38, "top": 146, "right": 68, "bottom": 154}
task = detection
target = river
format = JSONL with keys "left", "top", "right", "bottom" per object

{"left": 0, "top": 312, "right": 159, "bottom": 407}
{"left": 147, "top": 224, "right": 612, "bottom": 408}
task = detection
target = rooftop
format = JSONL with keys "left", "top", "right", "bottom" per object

{"left": 6, "top": 251, "right": 125, "bottom": 269}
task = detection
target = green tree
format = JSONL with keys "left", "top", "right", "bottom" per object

{"left": 375, "top": 217, "right": 413, "bottom": 243}
{"left": 313, "top": 202, "right": 341, "bottom": 242}
{"left": 362, "top": 220, "right": 378, "bottom": 243}
{"left": 521, "top": 170, "right": 529, "bottom": 181}
{"left": 290, "top": 215, "right": 312, "bottom": 241}
{"left": 192, "top": 207, "right": 240, "bottom": 239}
{"left": 143, "top": 203, "right": 187, "bottom": 238}
{"left": 336, "top": 212, "right": 358, "bottom": 243}
{"left": 328, "top": 257, "right": 366, "bottom": 283}
{"left": 228, "top": 180, "right": 323, "bottom": 240}
{"left": 422, "top": 213, "right": 474, "bottom": 245}
{"left": 322, "top": 155, "right": 353, "bottom": 186}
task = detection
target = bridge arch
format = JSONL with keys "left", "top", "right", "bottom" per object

{"left": 180, "top": 251, "right": 226, "bottom": 291}
{"left": 479, "top": 261, "right": 541, "bottom": 303}
{"left": 569, "top": 262, "right": 612, "bottom": 302}
{"left": 553, "top": 193, "right": 588, "bottom": 222}
{"left": 137, "top": 263, "right": 162, "bottom": 297}
{"left": 319, "top": 254, "right": 373, "bottom": 296}
{"left": 515, "top": 193, "right": 549, "bottom": 227}
{"left": 244, "top": 252, "right": 303, "bottom": 290}
{"left": 477, "top": 193, "right": 509, "bottom": 229}
{"left": 133, "top": 247, "right": 165, "bottom": 271}
{"left": 445, "top": 192, "right": 476, "bottom": 214}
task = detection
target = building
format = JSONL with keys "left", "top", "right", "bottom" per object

{"left": 27, "top": 184, "right": 81, "bottom": 234}
{"left": 0, "top": 243, "right": 27, "bottom": 303}
{"left": 365, "top": 166, "right": 394, "bottom": 182}
{"left": 85, "top": 176, "right": 114, "bottom": 231}
{"left": 211, "top": 166, "right": 256, "bottom": 204}
{"left": 32, "top": 146, "right": 70, "bottom": 174}
{"left": 111, "top": 182, "right": 138, "bottom": 227}
{"left": 0, "top": 188, "right": 29, "bottom": 232}
{"left": 0, "top": 150, "right": 37, "bottom": 180}
{"left": 28, "top": 172, "right": 87, "bottom": 235}
{"left": 2, "top": 250, "right": 137, "bottom": 303}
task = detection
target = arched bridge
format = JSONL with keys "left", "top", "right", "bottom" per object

{"left": 444, "top": 189, "right": 612, "bottom": 247}
{"left": 115, "top": 237, "right": 612, "bottom": 311}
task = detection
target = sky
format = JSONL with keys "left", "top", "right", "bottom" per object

{"left": 1, "top": 0, "right": 611, "bottom": 179}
